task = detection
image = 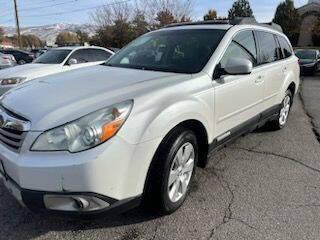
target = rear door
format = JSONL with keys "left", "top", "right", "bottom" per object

{"left": 214, "top": 30, "right": 265, "bottom": 137}
{"left": 255, "top": 31, "right": 284, "bottom": 110}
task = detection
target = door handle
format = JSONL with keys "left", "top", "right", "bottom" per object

{"left": 255, "top": 75, "right": 264, "bottom": 84}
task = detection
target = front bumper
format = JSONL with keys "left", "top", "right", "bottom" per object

{"left": 300, "top": 64, "right": 317, "bottom": 73}
{"left": 0, "top": 170, "right": 141, "bottom": 214}
{"left": 0, "top": 132, "right": 161, "bottom": 213}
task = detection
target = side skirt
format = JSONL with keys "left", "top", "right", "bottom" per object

{"left": 208, "top": 104, "right": 281, "bottom": 155}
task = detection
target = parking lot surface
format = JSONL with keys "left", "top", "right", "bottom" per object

{"left": 1, "top": 77, "right": 320, "bottom": 240}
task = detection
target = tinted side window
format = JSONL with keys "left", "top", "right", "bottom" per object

{"left": 233, "top": 31, "right": 257, "bottom": 64}
{"left": 89, "top": 49, "right": 112, "bottom": 62}
{"left": 220, "top": 30, "right": 257, "bottom": 68}
{"left": 69, "top": 49, "right": 90, "bottom": 63}
{"left": 278, "top": 37, "right": 293, "bottom": 58}
{"left": 256, "top": 31, "right": 279, "bottom": 64}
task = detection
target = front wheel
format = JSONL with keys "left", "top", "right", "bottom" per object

{"left": 144, "top": 127, "right": 198, "bottom": 214}
{"left": 267, "top": 90, "right": 292, "bottom": 130}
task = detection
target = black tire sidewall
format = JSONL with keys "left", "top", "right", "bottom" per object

{"left": 160, "top": 129, "right": 198, "bottom": 213}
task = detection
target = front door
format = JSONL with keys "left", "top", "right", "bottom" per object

{"left": 213, "top": 30, "right": 265, "bottom": 138}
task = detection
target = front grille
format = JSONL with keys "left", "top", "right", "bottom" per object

{"left": 0, "top": 106, "right": 30, "bottom": 152}
{"left": 0, "top": 127, "right": 26, "bottom": 151}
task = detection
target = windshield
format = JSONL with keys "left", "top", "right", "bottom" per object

{"left": 106, "top": 29, "right": 226, "bottom": 74}
{"left": 295, "top": 50, "right": 317, "bottom": 60}
{"left": 34, "top": 49, "right": 71, "bottom": 64}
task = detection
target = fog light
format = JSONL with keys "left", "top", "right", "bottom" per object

{"left": 44, "top": 195, "right": 110, "bottom": 212}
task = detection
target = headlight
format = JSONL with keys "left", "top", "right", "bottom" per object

{"left": 1, "top": 77, "right": 26, "bottom": 85}
{"left": 31, "top": 100, "right": 133, "bottom": 153}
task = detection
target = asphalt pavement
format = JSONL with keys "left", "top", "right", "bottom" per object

{"left": 1, "top": 77, "right": 320, "bottom": 240}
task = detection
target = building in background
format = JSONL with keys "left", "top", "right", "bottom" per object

{"left": 298, "top": 0, "right": 320, "bottom": 46}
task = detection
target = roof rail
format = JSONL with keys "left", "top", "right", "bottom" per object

{"left": 164, "top": 17, "right": 283, "bottom": 33}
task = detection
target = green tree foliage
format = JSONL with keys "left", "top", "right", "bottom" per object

{"left": 0, "top": 27, "right": 4, "bottom": 43}
{"left": 155, "top": 9, "right": 177, "bottom": 27}
{"left": 204, "top": 9, "right": 217, "bottom": 21}
{"left": 273, "top": 0, "right": 300, "bottom": 46}
{"left": 55, "top": 31, "right": 80, "bottom": 46}
{"left": 131, "top": 13, "right": 149, "bottom": 38}
{"left": 228, "top": 0, "right": 254, "bottom": 19}
{"left": 312, "top": 18, "right": 320, "bottom": 46}
{"left": 76, "top": 30, "right": 89, "bottom": 45}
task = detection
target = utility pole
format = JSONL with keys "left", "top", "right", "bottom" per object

{"left": 13, "top": 0, "right": 22, "bottom": 48}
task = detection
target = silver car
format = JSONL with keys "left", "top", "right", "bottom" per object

{"left": 0, "top": 53, "right": 16, "bottom": 69}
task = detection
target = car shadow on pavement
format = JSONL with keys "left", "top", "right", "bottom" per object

{"left": 0, "top": 190, "right": 165, "bottom": 240}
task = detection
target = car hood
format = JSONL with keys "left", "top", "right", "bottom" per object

{"left": 1, "top": 65, "right": 189, "bottom": 131}
{"left": 0, "top": 63, "right": 61, "bottom": 80}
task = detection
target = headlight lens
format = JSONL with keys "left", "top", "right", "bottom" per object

{"left": 31, "top": 100, "right": 133, "bottom": 153}
{"left": 1, "top": 77, "right": 27, "bottom": 85}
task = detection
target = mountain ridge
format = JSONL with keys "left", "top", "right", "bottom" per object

{"left": 3, "top": 23, "right": 96, "bottom": 46}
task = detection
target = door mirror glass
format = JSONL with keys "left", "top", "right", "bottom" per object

{"left": 224, "top": 58, "right": 253, "bottom": 75}
{"left": 67, "top": 58, "right": 78, "bottom": 65}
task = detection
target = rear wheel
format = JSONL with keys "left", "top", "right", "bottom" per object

{"left": 144, "top": 127, "right": 198, "bottom": 214}
{"left": 267, "top": 90, "right": 292, "bottom": 130}
{"left": 18, "top": 60, "right": 26, "bottom": 65}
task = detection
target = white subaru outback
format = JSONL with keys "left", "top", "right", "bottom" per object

{"left": 0, "top": 19, "right": 299, "bottom": 214}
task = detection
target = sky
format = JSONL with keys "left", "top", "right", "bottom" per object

{"left": 0, "top": 0, "right": 308, "bottom": 27}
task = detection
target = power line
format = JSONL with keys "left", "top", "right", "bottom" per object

{"left": 5, "top": 0, "right": 131, "bottom": 19}
{"left": 0, "top": 0, "right": 81, "bottom": 17}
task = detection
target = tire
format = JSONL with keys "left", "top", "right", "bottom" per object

{"left": 18, "top": 60, "right": 26, "bottom": 65}
{"left": 267, "top": 90, "right": 293, "bottom": 130}
{"left": 143, "top": 127, "right": 198, "bottom": 214}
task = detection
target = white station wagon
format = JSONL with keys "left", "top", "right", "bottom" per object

{"left": 0, "top": 46, "right": 114, "bottom": 96}
{"left": 0, "top": 19, "right": 299, "bottom": 214}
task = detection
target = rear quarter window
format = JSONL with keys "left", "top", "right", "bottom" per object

{"left": 277, "top": 36, "right": 293, "bottom": 59}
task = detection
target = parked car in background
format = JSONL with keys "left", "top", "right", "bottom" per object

{"left": 30, "top": 48, "right": 48, "bottom": 58}
{"left": 295, "top": 49, "right": 320, "bottom": 75}
{"left": 0, "top": 49, "right": 34, "bottom": 65}
{"left": 0, "top": 46, "right": 114, "bottom": 96}
{"left": 0, "top": 53, "right": 16, "bottom": 69}
{"left": 0, "top": 20, "right": 299, "bottom": 215}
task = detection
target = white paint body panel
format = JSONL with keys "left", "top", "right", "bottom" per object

{"left": 0, "top": 24, "right": 300, "bottom": 202}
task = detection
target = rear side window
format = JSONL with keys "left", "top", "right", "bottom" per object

{"left": 220, "top": 30, "right": 258, "bottom": 68}
{"left": 70, "top": 49, "right": 112, "bottom": 63}
{"left": 87, "top": 49, "right": 112, "bottom": 62}
{"left": 256, "top": 31, "right": 279, "bottom": 64}
{"left": 278, "top": 37, "right": 293, "bottom": 58}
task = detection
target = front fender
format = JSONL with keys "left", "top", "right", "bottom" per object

{"left": 118, "top": 85, "right": 214, "bottom": 145}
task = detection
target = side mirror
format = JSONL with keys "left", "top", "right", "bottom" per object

{"left": 224, "top": 58, "right": 253, "bottom": 75}
{"left": 67, "top": 58, "right": 78, "bottom": 65}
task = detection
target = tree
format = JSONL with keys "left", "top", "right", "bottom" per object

{"left": 228, "top": 0, "right": 254, "bottom": 19}
{"left": 204, "top": 9, "right": 217, "bottom": 21}
{"left": 156, "top": 9, "right": 177, "bottom": 27}
{"left": 312, "top": 18, "right": 320, "bottom": 46}
{"left": 55, "top": 32, "right": 80, "bottom": 46}
{"left": 131, "top": 12, "right": 149, "bottom": 38}
{"left": 91, "top": 0, "right": 194, "bottom": 47}
{"left": 21, "top": 34, "right": 44, "bottom": 48}
{"left": 273, "top": 0, "right": 300, "bottom": 46}
{"left": 0, "top": 27, "right": 4, "bottom": 43}
{"left": 76, "top": 30, "right": 89, "bottom": 45}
